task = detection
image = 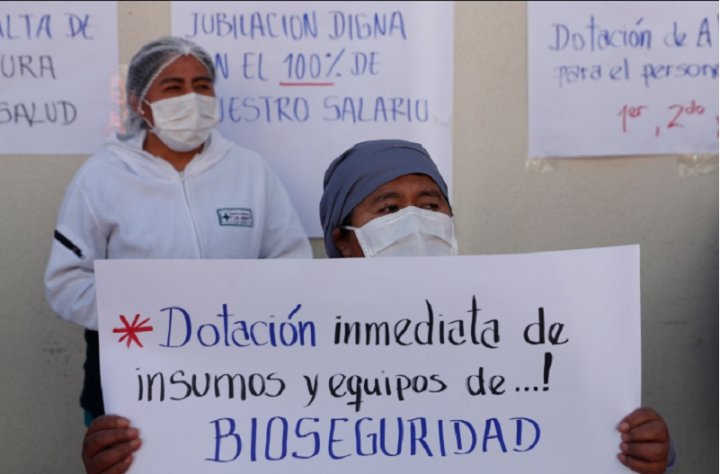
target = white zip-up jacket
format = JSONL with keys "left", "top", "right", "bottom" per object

{"left": 45, "top": 131, "right": 311, "bottom": 330}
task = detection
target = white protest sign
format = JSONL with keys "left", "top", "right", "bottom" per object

{"left": 0, "top": 1, "right": 119, "bottom": 154}
{"left": 96, "top": 246, "right": 640, "bottom": 473}
{"left": 528, "top": 1, "right": 719, "bottom": 158}
{"left": 171, "top": 1, "right": 453, "bottom": 236}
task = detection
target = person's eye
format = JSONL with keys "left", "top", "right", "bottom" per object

{"left": 418, "top": 199, "right": 441, "bottom": 211}
{"left": 378, "top": 205, "right": 400, "bottom": 214}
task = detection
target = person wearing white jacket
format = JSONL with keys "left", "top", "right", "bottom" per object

{"left": 44, "top": 37, "right": 311, "bottom": 431}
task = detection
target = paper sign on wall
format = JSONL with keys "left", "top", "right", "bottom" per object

{"left": 0, "top": 1, "right": 119, "bottom": 154}
{"left": 171, "top": 1, "right": 454, "bottom": 236}
{"left": 528, "top": 1, "right": 718, "bottom": 158}
{"left": 96, "top": 246, "right": 641, "bottom": 473}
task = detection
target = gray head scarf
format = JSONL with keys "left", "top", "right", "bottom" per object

{"left": 319, "top": 139, "right": 450, "bottom": 258}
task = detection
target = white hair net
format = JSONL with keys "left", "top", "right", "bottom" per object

{"left": 124, "top": 36, "right": 216, "bottom": 135}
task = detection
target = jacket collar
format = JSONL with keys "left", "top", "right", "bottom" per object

{"left": 104, "top": 130, "right": 234, "bottom": 178}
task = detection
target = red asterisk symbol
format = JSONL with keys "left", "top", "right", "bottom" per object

{"left": 113, "top": 314, "right": 153, "bottom": 348}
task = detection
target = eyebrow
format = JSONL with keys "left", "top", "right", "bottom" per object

{"left": 369, "top": 191, "right": 401, "bottom": 204}
{"left": 418, "top": 189, "right": 444, "bottom": 199}
{"left": 369, "top": 188, "right": 444, "bottom": 205}
{"left": 157, "top": 76, "right": 213, "bottom": 86}
{"left": 158, "top": 77, "right": 183, "bottom": 86}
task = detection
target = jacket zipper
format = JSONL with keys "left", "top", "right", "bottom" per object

{"left": 179, "top": 171, "right": 204, "bottom": 258}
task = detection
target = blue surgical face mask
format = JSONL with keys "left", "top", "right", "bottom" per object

{"left": 344, "top": 206, "right": 458, "bottom": 257}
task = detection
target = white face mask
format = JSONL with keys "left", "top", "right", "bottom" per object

{"left": 345, "top": 206, "right": 458, "bottom": 257}
{"left": 145, "top": 93, "right": 219, "bottom": 152}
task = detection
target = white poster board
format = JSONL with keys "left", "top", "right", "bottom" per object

{"left": 171, "top": 1, "right": 454, "bottom": 236}
{"left": 96, "top": 246, "right": 641, "bottom": 473}
{"left": 528, "top": 1, "right": 719, "bottom": 158}
{"left": 0, "top": 1, "right": 119, "bottom": 154}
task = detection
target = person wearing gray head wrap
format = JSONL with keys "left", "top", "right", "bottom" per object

{"left": 320, "top": 139, "right": 452, "bottom": 258}
{"left": 318, "top": 140, "right": 675, "bottom": 474}
{"left": 124, "top": 36, "right": 216, "bottom": 136}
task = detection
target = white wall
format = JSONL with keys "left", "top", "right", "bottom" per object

{"left": 0, "top": 2, "right": 716, "bottom": 473}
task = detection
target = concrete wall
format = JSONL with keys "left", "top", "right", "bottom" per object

{"left": 1, "top": 2, "right": 716, "bottom": 472}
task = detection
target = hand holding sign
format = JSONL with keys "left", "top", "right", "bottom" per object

{"left": 82, "top": 415, "right": 140, "bottom": 474}
{"left": 618, "top": 407, "right": 672, "bottom": 473}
